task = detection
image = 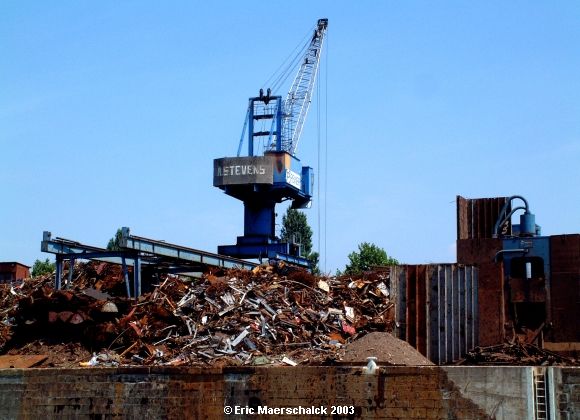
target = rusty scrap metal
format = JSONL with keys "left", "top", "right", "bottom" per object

{"left": 458, "top": 342, "right": 578, "bottom": 366}
{"left": 0, "top": 261, "right": 397, "bottom": 368}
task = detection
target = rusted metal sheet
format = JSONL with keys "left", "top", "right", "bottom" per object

{"left": 393, "top": 264, "right": 479, "bottom": 365}
{"left": 509, "top": 278, "right": 547, "bottom": 302}
{"left": 457, "top": 238, "right": 503, "bottom": 265}
{"left": 477, "top": 262, "right": 506, "bottom": 346}
{"left": 393, "top": 266, "right": 407, "bottom": 342}
{"left": 456, "top": 196, "right": 510, "bottom": 240}
{"left": 416, "top": 265, "right": 427, "bottom": 356}
{"left": 548, "top": 235, "right": 580, "bottom": 343}
{"left": 547, "top": 271, "right": 579, "bottom": 344}
{"left": 457, "top": 196, "right": 467, "bottom": 240}
{"left": 0, "top": 355, "right": 47, "bottom": 368}
{"left": 550, "top": 234, "right": 580, "bottom": 274}
{"left": 405, "top": 265, "right": 417, "bottom": 349}
{"left": 456, "top": 198, "right": 503, "bottom": 266}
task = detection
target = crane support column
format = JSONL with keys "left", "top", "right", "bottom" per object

{"left": 244, "top": 200, "right": 276, "bottom": 238}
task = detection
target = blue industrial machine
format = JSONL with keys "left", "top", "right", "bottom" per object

{"left": 493, "top": 196, "right": 550, "bottom": 337}
{"left": 214, "top": 19, "right": 328, "bottom": 266}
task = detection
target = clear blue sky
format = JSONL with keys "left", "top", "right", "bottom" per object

{"left": 2, "top": 1, "right": 579, "bottom": 273}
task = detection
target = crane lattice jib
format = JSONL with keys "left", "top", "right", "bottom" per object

{"left": 281, "top": 18, "right": 328, "bottom": 155}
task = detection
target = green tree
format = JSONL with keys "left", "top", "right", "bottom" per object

{"left": 280, "top": 208, "right": 319, "bottom": 273}
{"left": 107, "top": 228, "right": 124, "bottom": 251}
{"left": 343, "top": 242, "right": 398, "bottom": 275}
{"left": 31, "top": 258, "right": 55, "bottom": 277}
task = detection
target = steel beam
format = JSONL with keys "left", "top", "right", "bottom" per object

{"left": 122, "top": 257, "right": 130, "bottom": 298}
{"left": 134, "top": 257, "right": 141, "bottom": 299}
{"left": 42, "top": 232, "right": 138, "bottom": 266}
{"left": 55, "top": 255, "right": 63, "bottom": 290}
{"left": 120, "top": 228, "right": 257, "bottom": 271}
{"left": 42, "top": 229, "right": 260, "bottom": 296}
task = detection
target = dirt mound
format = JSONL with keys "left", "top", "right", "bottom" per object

{"left": 341, "top": 332, "right": 434, "bottom": 366}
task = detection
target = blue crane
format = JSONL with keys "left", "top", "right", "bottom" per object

{"left": 213, "top": 18, "right": 328, "bottom": 266}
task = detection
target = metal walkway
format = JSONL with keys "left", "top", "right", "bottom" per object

{"left": 41, "top": 228, "right": 257, "bottom": 297}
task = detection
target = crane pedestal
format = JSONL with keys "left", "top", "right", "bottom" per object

{"left": 214, "top": 157, "right": 311, "bottom": 266}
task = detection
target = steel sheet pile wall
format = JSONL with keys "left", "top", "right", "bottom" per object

{"left": 392, "top": 264, "right": 478, "bottom": 365}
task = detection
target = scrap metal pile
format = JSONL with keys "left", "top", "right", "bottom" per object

{"left": 459, "top": 342, "right": 578, "bottom": 366}
{"left": 0, "top": 262, "right": 395, "bottom": 367}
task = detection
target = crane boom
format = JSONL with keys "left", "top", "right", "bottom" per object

{"left": 279, "top": 18, "right": 328, "bottom": 155}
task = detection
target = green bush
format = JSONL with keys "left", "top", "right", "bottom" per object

{"left": 343, "top": 242, "right": 398, "bottom": 275}
{"left": 31, "top": 258, "right": 55, "bottom": 277}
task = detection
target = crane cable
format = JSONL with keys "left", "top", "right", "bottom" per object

{"left": 270, "top": 39, "right": 308, "bottom": 94}
{"left": 317, "top": 54, "right": 321, "bottom": 273}
{"left": 316, "top": 32, "right": 329, "bottom": 274}
{"left": 259, "top": 25, "right": 315, "bottom": 155}
{"left": 324, "top": 33, "right": 328, "bottom": 274}
{"left": 262, "top": 24, "right": 315, "bottom": 94}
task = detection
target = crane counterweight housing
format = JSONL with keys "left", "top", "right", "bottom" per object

{"left": 214, "top": 18, "right": 327, "bottom": 266}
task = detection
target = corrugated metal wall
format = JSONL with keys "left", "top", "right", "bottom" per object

{"left": 392, "top": 264, "right": 479, "bottom": 365}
